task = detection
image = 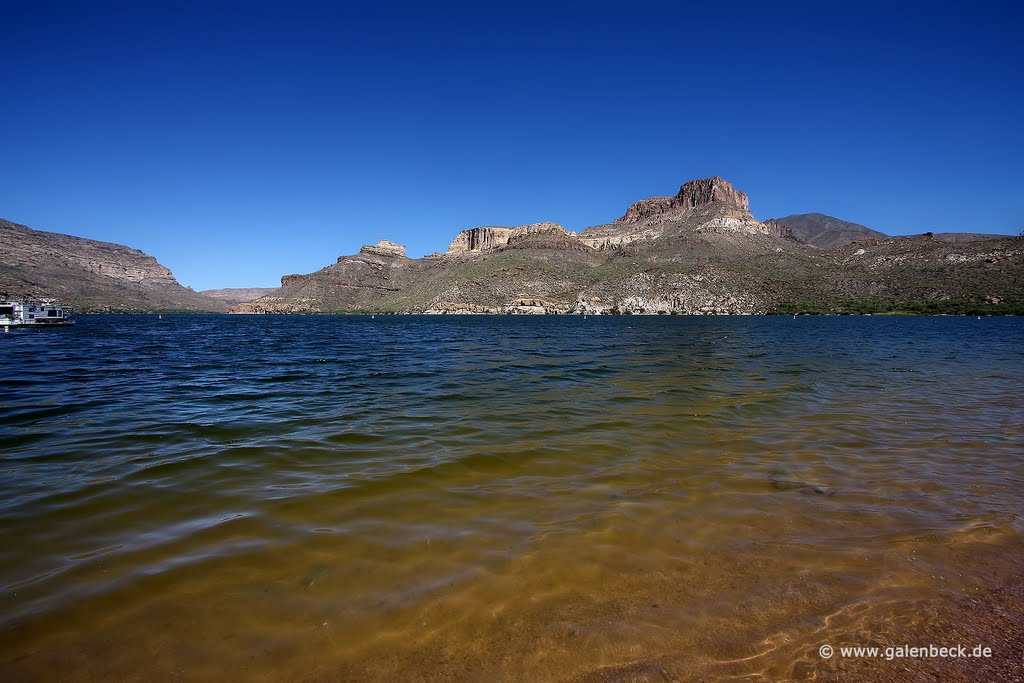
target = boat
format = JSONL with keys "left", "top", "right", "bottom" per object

{"left": 0, "top": 300, "right": 75, "bottom": 329}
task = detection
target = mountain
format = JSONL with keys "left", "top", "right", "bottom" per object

{"left": 200, "top": 287, "right": 278, "bottom": 305}
{"left": 0, "top": 219, "right": 227, "bottom": 312}
{"left": 771, "top": 213, "right": 1010, "bottom": 249}
{"left": 768, "top": 213, "right": 888, "bottom": 248}
{"left": 232, "top": 177, "right": 1023, "bottom": 315}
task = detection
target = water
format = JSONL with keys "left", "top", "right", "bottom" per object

{"left": 2, "top": 315, "right": 1022, "bottom": 680}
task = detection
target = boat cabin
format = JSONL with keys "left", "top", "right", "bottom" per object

{"left": 0, "top": 300, "right": 73, "bottom": 327}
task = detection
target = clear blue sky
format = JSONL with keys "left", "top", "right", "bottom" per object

{"left": 2, "top": 0, "right": 1021, "bottom": 289}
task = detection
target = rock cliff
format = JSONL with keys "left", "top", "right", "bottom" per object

{"left": 447, "top": 223, "right": 571, "bottom": 254}
{"left": 0, "top": 218, "right": 227, "bottom": 312}
{"left": 616, "top": 176, "right": 751, "bottom": 223}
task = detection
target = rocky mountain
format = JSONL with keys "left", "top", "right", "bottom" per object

{"left": 0, "top": 218, "right": 227, "bottom": 312}
{"left": 233, "top": 177, "right": 1023, "bottom": 315}
{"left": 768, "top": 213, "right": 888, "bottom": 248}
{"left": 200, "top": 287, "right": 278, "bottom": 305}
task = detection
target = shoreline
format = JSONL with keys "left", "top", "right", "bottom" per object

{"left": 71, "top": 309, "right": 1024, "bottom": 317}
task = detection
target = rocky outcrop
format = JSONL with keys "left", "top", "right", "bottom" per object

{"left": 0, "top": 218, "right": 227, "bottom": 312}
{"left": 617, "top": 176, "right": 751, "bottom": 223}
{"left": 358, "top": 239, "right": 407, "bottom": 258}
{"left": 580, "top": 177, "right": 780, "bottom": 248}
{"left": 447, "top": 222, "right": 571, "bottom": 254}
{"left": 762, "top": 219, "right": 794, "bottom": 239}
{"left": 447, "top": 227, "right": 514, "bottom": 253}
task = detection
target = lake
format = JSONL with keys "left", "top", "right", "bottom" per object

{"left": 2, "top": 314, "right": 1023, "bottom": 681}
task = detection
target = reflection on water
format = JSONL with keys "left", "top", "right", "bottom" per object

{"left": 1, "top": 315, "right": 1022, "bottom": 680}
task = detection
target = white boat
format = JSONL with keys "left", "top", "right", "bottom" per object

{"left": 0, "top": 300, "right": 74, "bottom": 329}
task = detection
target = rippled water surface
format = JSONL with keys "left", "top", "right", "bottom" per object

{"left": 2, "top": 314, "right": 1023, "bottom": 680}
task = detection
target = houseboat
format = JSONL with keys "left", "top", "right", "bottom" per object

{"left": 0, "top": 300, "right": 74, "bottom": 329}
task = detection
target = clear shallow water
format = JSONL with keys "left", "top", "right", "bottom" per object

{"left": 1, "top": 314, "right": 1023, "bottom": 680}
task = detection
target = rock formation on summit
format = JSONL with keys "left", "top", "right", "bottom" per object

{"left": 578, "top": 177, "right": 782, "bottom": 249}
{"left": 617, "top": 176, "right": 751, "bottom": 223}
{"left": 359, "top": 240, "right": 407, "bottom": 258}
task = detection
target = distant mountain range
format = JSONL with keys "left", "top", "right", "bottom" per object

{"left": 0, "top": 219, "right": 225, "bottom": 312}
{"left": 2, "top": 179, "right": 1020, "bottom": 314}
{"left": 767, "top": 213, "right": 887, "bottom": 248}
{"left": 233, "top": 177, "right": 1022, "bottom": 315}
{"left": 200, "top": 288, "right": 277, "bottom": 305}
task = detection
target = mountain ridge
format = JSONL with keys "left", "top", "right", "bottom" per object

{"left": 0, "top": 218, "right": 227, "bottom": 312}
{"left": 768, "top": 213, "right": 888, "bottom": 248}
{"left": 4, "top": 177, "right": 1020, "bottom": 315}
{"left": 233, "top": 177, "right": 1023, "bottom": 315}
{"left": 768, "top": 213, "right": 1011, "bottom": 249}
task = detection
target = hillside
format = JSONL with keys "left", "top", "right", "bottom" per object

{"left": 768, "top": 213, "right": 887, "bottom": 248}
{"left": 768, "top": 213, "right": 1011, "bottom": 250}
{"left": 0, "top": 219, "right": 227, "bottom": 312}
{"left": 233, "top": 178, "right": 1023, "bottom": 315}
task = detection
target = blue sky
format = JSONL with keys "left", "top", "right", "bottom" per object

{"left": 2, "top": 0, "right": 1021, "bottom": 289}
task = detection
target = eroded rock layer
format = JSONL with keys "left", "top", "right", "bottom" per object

{"left": 447, "top": 223, "right": 570, "bottom": 253}
{"left": 359, "top": 240, "right": 407, "bottom": 258}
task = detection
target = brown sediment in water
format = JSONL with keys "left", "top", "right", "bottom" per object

{"left": 809, "top": 578, "right": 1024, "bottom": 682}
{"left": 573, "top": 543, "right": 1024, "bottom": 682}
{"left": 6, "top": 518, "right": 1020, "bottom": 681}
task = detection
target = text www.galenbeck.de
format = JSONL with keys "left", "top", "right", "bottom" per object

{"left": 819, "top": 643, "right": 993, "bottom": 660}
